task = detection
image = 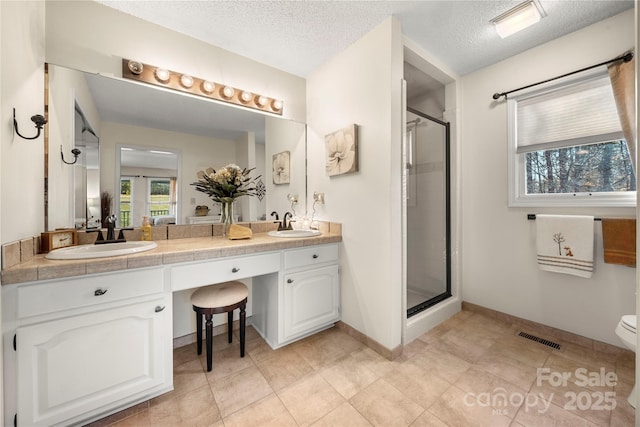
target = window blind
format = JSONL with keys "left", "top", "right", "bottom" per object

{"left": 516, "top": 73, "right": 624, "bottom": 154}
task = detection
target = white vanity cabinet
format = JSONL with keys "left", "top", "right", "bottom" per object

{"left": 253, "top": 244, "right": 340, "bottom": 348}
{"left": 3, "top": 267, "right": 173, "bottom": 427}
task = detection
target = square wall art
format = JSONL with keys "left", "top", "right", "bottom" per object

{"left": 325, "top": 124, "right": 358, "bottom": 176}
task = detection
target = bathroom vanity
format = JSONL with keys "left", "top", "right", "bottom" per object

{"left": 1, "top": 233, "right": 340, "bottom": 426}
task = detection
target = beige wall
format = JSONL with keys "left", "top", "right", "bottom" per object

{"left": 1, "top": 1, "right": 45, "bottom": 245}
{"left": 460, "top": 9, "right": 636, "bottom": 346}
{"left": 306, "top": 17, "right": 405, "bottom": 351}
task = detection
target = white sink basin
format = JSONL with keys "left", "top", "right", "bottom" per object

{"left": 267, "top": 229, "right": 322, "bottom": 238}
{"left": 45, "top": 241, "right": 158, "bottom": 260}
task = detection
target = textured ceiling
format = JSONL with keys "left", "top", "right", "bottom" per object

{"left": 98, "top": 0, "right": 634, "bottom": 77}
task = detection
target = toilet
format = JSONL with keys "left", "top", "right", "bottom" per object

{"left": 615, "top": 314, "right": 637, "bottom": 408}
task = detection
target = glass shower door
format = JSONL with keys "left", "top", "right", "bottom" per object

{"left": 405, "top": 107, "right": 451, "bottom": 317}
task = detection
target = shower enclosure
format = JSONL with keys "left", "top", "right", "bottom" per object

{"left": 405, "top": 106, "right": 451, "bottom": 317}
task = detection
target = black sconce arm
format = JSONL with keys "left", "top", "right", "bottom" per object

{"left": 61, "top": 146, "right": 82, "bottom": 165}
{"left": 13, "top": 108, "right": 47, "bottom": 140}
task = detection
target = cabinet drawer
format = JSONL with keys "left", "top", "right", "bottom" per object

{"left": 17, "top": 268, "right": 164, "bottom": 319}
{"left": 171, "top": 252, "right": 280, "bottom": 292}
{"left": 284, "top": 244, "right": 338, "bottom": 270}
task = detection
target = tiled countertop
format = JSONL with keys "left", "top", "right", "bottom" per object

{"left": 1, "top": 232, "right": 342, "bottom": 285}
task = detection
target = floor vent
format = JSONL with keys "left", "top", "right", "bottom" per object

{"left": 518, "top": 331, "right": 561, "bottom": 350}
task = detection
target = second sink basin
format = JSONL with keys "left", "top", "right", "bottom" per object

{"left": 267, "top": 229, "right": 322, "bottom": 238}
{"left": 45, "top": 241, "right": 158, "bottom": 260}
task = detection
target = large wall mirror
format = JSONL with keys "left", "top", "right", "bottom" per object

{"left": 46, "top": 64, "right": 307, "bottom": 229}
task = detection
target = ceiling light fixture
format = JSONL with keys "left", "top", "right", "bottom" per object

{"left": 490, "top": 0, "right": 545, "bottom": 39}
{"left": 122, "top": 59, "right": 284, "bottom": 115}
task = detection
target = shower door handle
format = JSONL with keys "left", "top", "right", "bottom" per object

{"left": 406, "top": 129, "right": 414, "bottom": 170}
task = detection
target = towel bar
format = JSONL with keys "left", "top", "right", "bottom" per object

{"left": 527, "top": 214, "right": 602, "bottom": 221}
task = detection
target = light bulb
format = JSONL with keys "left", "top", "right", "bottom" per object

{"left": 127, "top": 60, "right": 143, "bottom": 75}
{"left": 180, "top": 74, "right": 194, "bottom": 88}
{"left": 201, "top": 80, "right": 215, "bottom": 94}
{"left": 222, "top": 86, "right": 235, "bottom": 99}
{"left": 240, "top": 91, "right": 252, "bottom": 103}
{"left": 271, "top": 99, "right": 283, "bottom": 111}
{"left": 256, "top": 95, "right": 268, "bottom": 107}
{"left": 154, "top": 68, "right": 170, "bottom": 83}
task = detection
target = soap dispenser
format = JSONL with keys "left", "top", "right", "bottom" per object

{"left": 141, "top": 216, "right": 152, "bottom": 241}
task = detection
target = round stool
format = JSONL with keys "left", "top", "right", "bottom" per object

{"left": 191, "top": 281, "right": 248, "bottom": 372}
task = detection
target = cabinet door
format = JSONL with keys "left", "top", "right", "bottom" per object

{"left": 17, "top": 297, "right": 170, "bottom": 427}
{"left": 283, "top": 265, "right": 339, "bottom": 340}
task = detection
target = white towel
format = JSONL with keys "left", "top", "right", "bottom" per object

{"left": 536, "top": 214, "right": 595, "bottom": 278}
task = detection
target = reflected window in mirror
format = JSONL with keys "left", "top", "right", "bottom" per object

{"left": 117, "top": 146, "right": 180, "bottom": 228}
{"left": 119, "top": 177, "right": 133, "bottom": 227}
{"left": 147, "top": 177, "right": 177, "bottom": 224}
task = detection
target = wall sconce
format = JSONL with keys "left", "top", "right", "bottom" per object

{"left": 121, "top": 59, "right": 284, "bottom": 115}
{"left": 310, "top": 192, "right": 325, "bottom": 230}
{"left": 13, "top": 108, "right": 47, "bottom": 140}
{"left": 287, "top": 193, "right": 298, "bottom": 216}
{"left": 61, "top": 146, "right": 82, "bottom": 165}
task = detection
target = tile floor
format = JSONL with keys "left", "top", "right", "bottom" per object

{"left": 88, "top": 310, "right": 635, "bottom": 426}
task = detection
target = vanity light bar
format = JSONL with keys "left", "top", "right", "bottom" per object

{"left": 122, "top": 59, "right": 283, "bottom": 115}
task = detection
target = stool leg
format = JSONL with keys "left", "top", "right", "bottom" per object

{"left": 240, "top": 302, "right": 246, "bottom": 358}
{"left": 195, "top": 309, "right": 203, "bottom": 355}
{"left": 227, "top": 310, "right": 233, "bottom": 343}
{"left": 205, "top": 313, "right": 213, "bottom": 372}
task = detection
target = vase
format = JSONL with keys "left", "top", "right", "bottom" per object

{"left": 220, "top": 200, "right": 234, "bottom": 236}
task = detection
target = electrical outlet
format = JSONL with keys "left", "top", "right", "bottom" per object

{"left": 190, "top": 197, "right": 196, "bottom": 205}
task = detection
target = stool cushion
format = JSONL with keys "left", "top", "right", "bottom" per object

{"left": 191, "top": 281, "right": 248, "bottom": 308}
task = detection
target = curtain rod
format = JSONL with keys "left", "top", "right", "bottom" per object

{"left": 492, "top": 52, "right": 633, "bottom": 101}
{"left": 527, "top": 214, "right": 602, "bottom": 221}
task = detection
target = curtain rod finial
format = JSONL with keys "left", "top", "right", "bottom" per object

{"left": 492, "top": 93, "right": 503, "bottom": 100}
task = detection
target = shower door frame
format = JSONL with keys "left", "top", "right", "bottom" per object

{"left": 405, "top": 106, "right": 452, "bottom": 318}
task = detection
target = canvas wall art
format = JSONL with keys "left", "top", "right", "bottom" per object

{"left": 325, "top": 124, "right": 358, "bottom": 176}
{"left": 272, "top": 150, "right": 290, "bottom": 184}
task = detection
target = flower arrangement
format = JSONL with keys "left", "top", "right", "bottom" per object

{"left": 191, "top": 164, "right": 260, "bottom": 204}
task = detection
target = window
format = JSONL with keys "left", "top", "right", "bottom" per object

{"left": 508, "top": 70, "right": 635, "bottom": 207}
{"left": 147, "top": 178, "right": 176, "bottom": 218}
{"left": 120, "top": 177, "right": 132, "bottom": 227}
